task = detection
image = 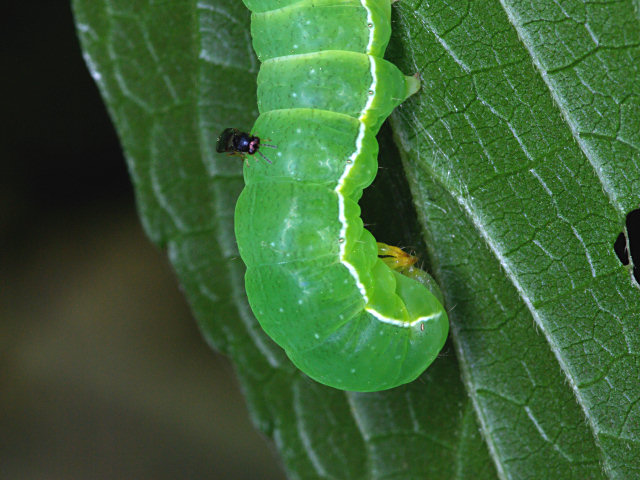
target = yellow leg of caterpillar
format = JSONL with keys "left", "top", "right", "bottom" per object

{"left": 377, "top": 242, "right": 418, "bottom": 271}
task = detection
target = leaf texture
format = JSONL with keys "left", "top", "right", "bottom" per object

{"left": 72, "top": 0, "right": 640, "bottom": 478}
{"left": 389, "top": 1, "right": 640, "bottom": 478}
{"left": 72, "top": 0, "right": 497, "bottom": 478}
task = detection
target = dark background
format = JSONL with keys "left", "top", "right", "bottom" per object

{"left": 1, "top": 3, "right": 284, "bottom": 479}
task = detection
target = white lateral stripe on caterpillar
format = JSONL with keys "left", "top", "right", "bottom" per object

{"left": 336, "top": 120, "right": 369, "bottom": 303}
{"left": 360, "top": 54, "right": 378, "bottom": 124}
{"left": 367, "top": 308, "right": 441, "bottom": 327}
{"left": 335, "top": 54, "right": 417, "bottom": 327}
{"left": 360, "top": 0, "right": 375, "bottom": 54}
{"left": 335, "top": 55, "right": 378, "bottom": 305}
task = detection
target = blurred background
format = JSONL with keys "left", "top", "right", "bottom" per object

{"left": 1, "top": 3, "right": 284, "bottom": 479}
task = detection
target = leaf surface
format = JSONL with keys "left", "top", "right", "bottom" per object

{"left": 389, "top": 1, "right": 640, "bottom": 478}
{"left": 72, "top": 0, "right": 640, "bottom": 478}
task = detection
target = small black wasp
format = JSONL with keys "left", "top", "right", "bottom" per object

{"left": 216, "top": 128, "right": 276, "bottom": 164}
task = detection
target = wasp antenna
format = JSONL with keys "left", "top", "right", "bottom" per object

{"left": 260, "top": 143, "right": 278, "bottom": 149}
{"left": 257, "top": 150, "right": 273, "bottom": 164}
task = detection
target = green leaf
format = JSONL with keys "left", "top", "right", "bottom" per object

{"left": 72, "top": 0, "right": 640, "bottom": 479}
{"left": 389, "top": 1, "right": 640, "bottom": 478}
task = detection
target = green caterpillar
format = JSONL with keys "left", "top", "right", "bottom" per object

{"left": 229, "top": 0, "right": 448, "bottom": 392}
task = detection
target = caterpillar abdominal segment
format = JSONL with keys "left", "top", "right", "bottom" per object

{"left": 216, "top": 127, "right": 275, "bottom": 164}
{"left": 233, "top": 0, "right": 449, "bottom": 392}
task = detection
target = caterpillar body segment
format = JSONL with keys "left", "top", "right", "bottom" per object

{"left": 234, "top": 0, "right": 448, "bottom": 391}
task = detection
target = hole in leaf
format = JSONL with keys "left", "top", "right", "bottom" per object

{"left": 615, "top": 208, "right": 640, "bottom": 285}
{"left": 614, "top": 232, "right": 629, "bottom": 265}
